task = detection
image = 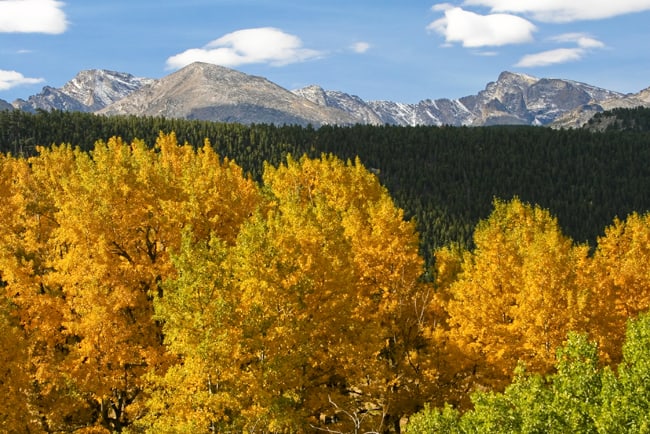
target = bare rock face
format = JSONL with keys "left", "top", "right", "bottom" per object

{"left": 12, "top": 69, "right": 154, "bottom": 112}
{"left": 100, "top": 63, "right": 361, "bottom": 126}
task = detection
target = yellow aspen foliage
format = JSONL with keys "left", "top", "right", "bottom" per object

{"left": 0, "top": 133, "right": 260, "bottom": 431}
{"left": 44, "top": 133, "right": 259, "bottom": 431}
{"left": 135, "top": 234, "right": 245, "bottom": 433}
{"left": 153, "top": 133, "right": 261, "bottom": 245}
{"left": 588, "top": 212, "right": 650, "bottom": 364}
{"left": 0, "top": 148, "right": 93, "bottom": 431}
{"left": 226, "top": 155, "right": 435, "bottom": 432}
{"left": 445, "top": 198, "right": 591, "bottom": 392}
{"left": 423, "top": 244, "right": 476, "bottom": 408}
{"left": 0, "top": 293, "right": 35, "bottom": 432}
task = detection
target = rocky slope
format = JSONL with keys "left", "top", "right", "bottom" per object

{"left": 13, "top": 69, "right": 154, "bottom": 113}
{"left": 99, "top": 63, "right": 361, "bottom": 126}
{"left": 294, "top": 71, "right": 627, "bottom": 127}
{"left": 552, "top": 86, "right": 650, "bottom": 128}
{"left": 292, "top": 85, "right": 383, "bottom": 125}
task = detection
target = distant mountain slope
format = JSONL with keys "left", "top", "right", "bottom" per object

{"left": 0, "top": 99, "right": 12, "bottom": 111}
{"left": 7, "top": 63, "right": 650, "bottom": 127}
{"left": 552, "top": 86, "right": 650, "bottom": 128}
{"left": 292, "top": 85, "right": 383, "bottom": 125}
{"left": 99, "top": 63, "right": 361, "bottom": 126}
{"left": 13, "top": 69, "right": 154, "bottom": 113}
{"left": 294, "top": 71, "right": 626, "bottom": 127}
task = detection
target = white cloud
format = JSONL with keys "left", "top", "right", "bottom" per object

{"left": 428, "top": 7, "right": 536, "bottom": 47}
{"left": 515, "top": 32, "right": 606, "bottom": 67}
{"left": 350, "top": 41, "right": 371, "bottom": 53}
{"left": 551, "top": 33, "right": 605, "bottom": 49}
{"left": 0, "top": 69, "right": 44, "bottom": 91}
{"left": 0, "top": 0, "right": 67, "bottom": 34}
{"left": 463, "top": 0, "right": 650, "bottom": 22}
{"left": 515, "top": 48, "right": 585, "bottom": 67}
{"left": 166, "top": 27, "right": 322, "bottom": 70}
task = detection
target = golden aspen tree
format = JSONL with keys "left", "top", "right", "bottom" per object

{"left": 445, "top": 198, "right": 590, "bottom": 393}
{"left": 40, "top": 138, "right": 171, "bottom": 432}
{"left": 0, "top": 154, "right": 43, "bottom": 432}
{"left": 135, "top": 234, "right": 245, "bottom": 433}
{"left": 0, "top": 132, "right": 261, "bottom": 432}
{"left": 133, "top": 134, "right": 261, "bottom": 433}
{"left": 40, "top": 133, "right": 260, "bottom": 431}
{"left": 0, "top": 147, "right": 97, "bottom": 431}
{"left": 226, "top": 155, "right": 434, "bottom": 432}
{"left": 425, "top": 244, "right": 477, "bottom": 409}
{"left": 588, "top": 212, "right": 650, "bottom": 364}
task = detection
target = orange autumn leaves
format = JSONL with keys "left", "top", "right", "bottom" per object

{"left": 0, "top": 133, "right": 649, "bottom": 433}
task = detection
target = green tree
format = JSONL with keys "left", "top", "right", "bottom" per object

{"left": 406, "top": 313, "right": 650, "bottom": 434}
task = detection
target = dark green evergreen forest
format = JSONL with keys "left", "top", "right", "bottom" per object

{"left": 2, "top": 108, "right": 650, "bottom": 267}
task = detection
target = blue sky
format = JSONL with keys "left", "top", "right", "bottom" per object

{"left": 2, "top": 0, "right": 650, "bottom": 103}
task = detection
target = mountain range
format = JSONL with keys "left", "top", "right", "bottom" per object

{"left": 3, "top": 62, "right": 649, "bottom": 128}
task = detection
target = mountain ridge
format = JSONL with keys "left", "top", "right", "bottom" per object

{"left": 5, "top": 62, "right": 649, "bottom": 128}
{"left": 99, "top": 63, "right": 361, "bottom": 126}
{"left": 13, "top": 69, "right": 154, "bottom": 113}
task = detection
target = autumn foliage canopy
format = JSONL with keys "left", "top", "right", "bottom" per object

{"left": 1, "top": 133, "right": 649, "bottom": 433}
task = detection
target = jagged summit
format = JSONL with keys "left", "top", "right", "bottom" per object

{"left": 13, "top": 69, "right": 153, "bottom": 113}
{"left": 460, "top": 71, "right": 624, "bottom": 125}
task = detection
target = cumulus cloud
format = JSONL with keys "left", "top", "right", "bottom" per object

{"left": 0, "top": 0, "right": 67, "bottom": 34}
{"left": 515, "top": 48, "right": 585, "bottom": 67}
{"left": 350, "top": 41, "right": 371, "bottom": 53}
{"left": 428, "top": 6, "right": 536, "bottom": 47}
{"left": 166, "top": 27, "right": 322, "bottom": 70}
{"left": 0, "top": 69, "right": 44, "bottom": 91}
{"left": 463, "top": 0, "right": 650, "bottom": 22}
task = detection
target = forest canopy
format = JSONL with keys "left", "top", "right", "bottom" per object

{"left": 0, "top": 130, "right": 649, "bottom": 433}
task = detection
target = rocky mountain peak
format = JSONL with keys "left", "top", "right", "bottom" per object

{"left": 12, "top": 68, "right": 154, "bottom": 113}
{"left": 292, "top": 85, "right": 328, "bottom": 107}
{"left": 60, "top": 69, "right": 154, "bottom": 111}
{"left": 100, "top": 62, "right": 361, "bottom": 126}
{"left": 495, "top": 71, "right": 538, "bottom": 88}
